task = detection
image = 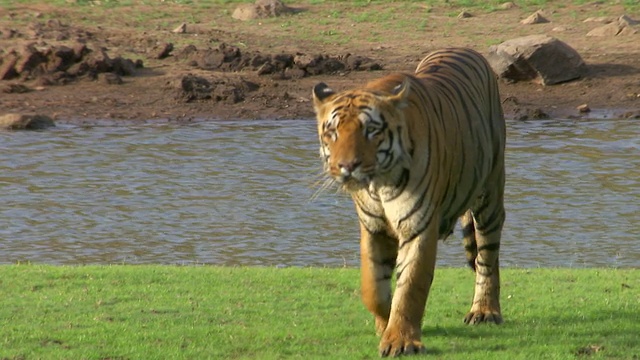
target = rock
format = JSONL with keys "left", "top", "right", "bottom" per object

{"left": 514, "top": 108, "right": 549, "bottom": 121}
{"left": 0, "top": 41, "right": 139, "bottom": 85}
{"left": 586, "top": 22, "right": 622, "bottom": 36}
{"left": 174, "top": 74, "right": 259, "bottom": 103}
{"left": 0, "top": 51, "right": 19, "bottom": 80}
{"left": 172, "top": 23, "right": 187, "bottom": 33}
{"left": 0, "top": 113, "right": 55, "bottom": 130}
{"left": 46, "top": 45, "right": 76, "bottom": 72}
{"left": 576, "top": 103, "right": 591, "bottom": 113}
{"left": 498, "top": 2, "right": 518, "bottom": 10}
{"left": 1, "top": 83, "right": 31, "bottom": 93}
{"left": 15, "top": 44, "right": 47, "bottom": 75}
{"left": 84, "top": 49, "right": 113, "bottom": 74}
{"left": 619, "top": 26, "right": 638, "bottom": 36}
{"left": 284, "top": 67, "right": 306, "bottom": 79}
{"left": 101, "top": 72, "right": 123, "bottom": 85}
{"left": 521, "top": 11, "right": 549, "bottom": 25}
{"left": 232, "top": 0, "right": 294, "bottom": 21}
{"left": 583, "top": 17, "right": 611, "bottom": 24}
{"left": 112, "top": 57, "right": 137, "bottom": 76}
{"left": 587, "top": 14, "right": 639, "bottom": 36}
{"left": 293, "top": 53, "right": 321, "bottom": 69}
{"left": 487, "top": 35, "right": 585, "bottom": 85}
{"left": 257, "top": 62, "right": 276, "bottom": 75}
{"left": 152, "top": 43, "right": 174, "bottom": 60}
{"left": 341, "top": 54, "right": 382, "bottom": 71}
{"left": 177, "top": 74, "right": 212, "bottom": 101}
{"left": 620, "top": 110, "right": 640, "bottom": 119}
{"left": 175, "top": 43, "right": 382, "bottom": 76}
{"left": 619, "top": 14, "right": 640, "bottom": 26}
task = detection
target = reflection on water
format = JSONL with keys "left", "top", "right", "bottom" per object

{"left": 1, "top": 119, "right": 638, "bottom": 267}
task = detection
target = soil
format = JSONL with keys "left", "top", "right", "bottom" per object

{"left": 1, "top": 2, "right": 639, "bottom": 124}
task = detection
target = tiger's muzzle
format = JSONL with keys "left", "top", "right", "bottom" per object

{"left": 331, "top": 159, "right": 373, "bottom": 187}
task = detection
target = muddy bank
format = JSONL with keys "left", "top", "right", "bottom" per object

{"left": 1, "top": 2, "right": 639, "bottom": 122}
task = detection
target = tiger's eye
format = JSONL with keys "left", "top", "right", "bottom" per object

{"left": 323, "top": 130, "right": 336, "bottom": 143}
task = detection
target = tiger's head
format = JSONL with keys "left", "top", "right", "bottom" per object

{"left": 312, "top": 79, "right": 412, "bottom": 190}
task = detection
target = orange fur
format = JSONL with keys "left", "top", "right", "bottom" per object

{"left": 313, "top": 48, "right": 506, "bottom": 357}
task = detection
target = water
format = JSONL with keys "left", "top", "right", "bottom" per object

{"left": 1, "top": 119, "right": 638, "bottom": 267}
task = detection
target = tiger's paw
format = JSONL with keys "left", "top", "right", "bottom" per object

{"left": 463, "top": 310, "right": 503, "bottom": 325}
{"left": 378, "top": 330, "right": 426, "bottom": 357}
{"left": 374, "top": 317, "right": 388, "bottom": 337}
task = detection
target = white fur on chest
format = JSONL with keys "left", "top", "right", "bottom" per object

{"left": 353, "top": 181, "right": 429, "bottom": 240}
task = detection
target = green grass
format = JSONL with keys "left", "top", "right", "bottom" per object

{"left": 0, "top": 265, "right": 638, "bottom": 359}
{"left": 1, "top": 0, "right": 638, "bottom": 53}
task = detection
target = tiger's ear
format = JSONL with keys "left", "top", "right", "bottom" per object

{"left": 386, "top": 79, "right": 410, "bottom": 109}
{"left": 312, "top": 82, "right": 335, "bottom": 109}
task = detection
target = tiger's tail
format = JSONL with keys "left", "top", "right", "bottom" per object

{"left": 460, "top": 210, "right": 477, "bottom": 271}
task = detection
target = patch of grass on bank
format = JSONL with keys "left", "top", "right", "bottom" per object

{"left": 1, "top": 1, "right": 638, "bottom": 55}
{"left": 0, "top": 265, "right": 638, "bottom": 359}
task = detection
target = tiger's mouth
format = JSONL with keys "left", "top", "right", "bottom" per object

{"left": 338, "top": 174, "right": 371, "bottom": 185}
{"left": 329, "top": 167, "right": 373, "bottom": 189}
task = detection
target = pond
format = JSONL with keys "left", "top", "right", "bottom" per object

{"left": 1, "top": 118, "right": 638, "bottom": 267}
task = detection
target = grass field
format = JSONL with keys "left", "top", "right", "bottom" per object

{"left": 1, "top": 265, "right": 638, "bottom": 359}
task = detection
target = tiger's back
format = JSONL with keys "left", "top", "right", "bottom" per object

{"left": 359, "top": 48, "right": 505, "bottom": 240}
{"left": 312, "top": 48, "right": 505, "bottom": 357}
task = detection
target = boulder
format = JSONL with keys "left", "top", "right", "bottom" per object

{"left": 487, "top": 35, "right": 585, "bottom": 85}
{"left": 0, "top": 113, "right": 55, "bottom": 130}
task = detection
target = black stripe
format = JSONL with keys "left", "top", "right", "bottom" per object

{"left": 477, "top": 242, "right": 500, "bottom": 253}
{"left": 461, "top": 222, "right": 475, "bottom": 238}
{"left": 401, "top": 211, "right": 434, "bottom": 249}
{"left": 473, "top": 196, "right": 489, "bottom": 217}
{"left": 384, "top": 168, "right": 409, "bottom": 201}
{"left": 476, "top": 208, "right": 504, "bottom": 234}
{"left": 448, "top": 171, "right": 480, "bottom": 221}
{"left": 477, "top": 219, "right": 503, "bottom": 237}
{"left": 397, "top": 187, "right": 427, "bottom": 224}
{"left": 354, "top": 199, "right": 384, "bottom": 220}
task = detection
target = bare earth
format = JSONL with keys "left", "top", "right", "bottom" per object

{"left": 1, "top": 2, "right": 639, "bottom": 123}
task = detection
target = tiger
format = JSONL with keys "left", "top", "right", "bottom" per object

{"left": 312, "top": 47, "right": 506, "bottom": 357}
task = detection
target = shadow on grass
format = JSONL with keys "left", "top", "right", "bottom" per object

{"left": 419, "top": 309, "right": 639, "bottom": 357}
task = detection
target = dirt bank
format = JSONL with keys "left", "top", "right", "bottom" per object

{"left": 1, "top": 2, "right": 639, "bottom": 123}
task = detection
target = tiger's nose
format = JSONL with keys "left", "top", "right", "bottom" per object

{"left": 338, "top": 159, "right": 362, "bottom": 176}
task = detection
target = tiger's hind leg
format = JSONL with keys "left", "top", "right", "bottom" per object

{"left": 359, "top": 224, "right": 398, "bottom": 336}
{"left": 463, "top": 188, "right": 504, "bottom": 325}
{"left": 460, "top": 210, "right": 477, "bottom": 270}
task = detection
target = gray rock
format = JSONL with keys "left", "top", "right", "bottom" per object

{"left": 487, "top": 35, "right": 585, "bottom": 85}
{"left": 0, "top": 113, "right": 55, "bottom": 130}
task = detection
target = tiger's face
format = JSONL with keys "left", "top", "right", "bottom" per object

{"left": 312, "top": 81, "right": 410, "bottom": 190}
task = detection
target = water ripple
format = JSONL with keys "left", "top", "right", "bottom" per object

{"left": 1, "top": 119, "right": 638, "bottom": 267}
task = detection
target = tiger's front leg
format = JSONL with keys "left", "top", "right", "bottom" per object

{"left": 378, "top": 226, "right": 438, "bottom": 357}
{"left": 359, "top": 224, "right": 398, "bottom": 337}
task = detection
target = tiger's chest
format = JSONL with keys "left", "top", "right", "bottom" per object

{"left": 352, "top": 182, "right": 427, "bottom": 239}
{"left": 353, "top": 176, "right": 459, "bottom": 241}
